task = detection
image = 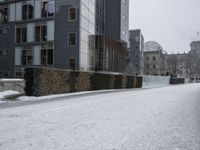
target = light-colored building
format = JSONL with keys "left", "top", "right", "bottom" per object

{"left": 143, "top": 41, "right": 167, "bottom": 76}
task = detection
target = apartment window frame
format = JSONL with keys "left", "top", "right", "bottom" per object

{"left": 68, "top": 32, "right": 77, "bottom": 46}
{"left": 3, "top": 71, "right": 9, "bottom": 78}
{"left": 22, "top": 0, "right": 34, "bottom": 20}
{"left": 21, "top": 46, "right": 33, "bottom": 66}
{"left": 16, "top": 25, "right": 27, "bottom": 43}
{"left": 68, "top": 57, "right": 76, "bottom": 70}
{"left": 153, "top": 56, "right": 156, "bottom": 61}
{"left": 68, "top": 7, "right": 77, "bottom": 21}
{"left": 40, "top": 44, "right": 54, "bottom": 65}
{"left": 35, "top": 23, "right": 47, "bottom": 42}
{"left": 15, "top": 68, "right": 24, "bottom": 78}
{"left": 41, "top": 0, "right": 55, "bottom": 18}
{"left": 0, "top": 5, "right": 9, "bottom": 23}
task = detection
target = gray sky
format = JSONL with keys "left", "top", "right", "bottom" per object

{"left": 129, "top": 0, "right": 200, "bottom": 53}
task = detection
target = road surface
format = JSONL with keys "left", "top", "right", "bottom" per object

{"left": 0, "top": 84, "right": 200, "bottom": 150}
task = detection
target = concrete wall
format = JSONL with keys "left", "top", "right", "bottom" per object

{"left": 142, "top": 75, "right": 170, "bottom": 88}
{"left": 0, "top": 79, "right": 24, "bottom": 94}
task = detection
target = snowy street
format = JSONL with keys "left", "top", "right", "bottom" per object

{"left": 0, "top": 84, "right": 200, "bottom": 150}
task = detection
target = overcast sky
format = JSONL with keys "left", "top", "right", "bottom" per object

{"left": 129, "top": 0, "right": 200, "bottom": 53}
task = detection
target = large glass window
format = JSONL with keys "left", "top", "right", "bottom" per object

{"left": 0, "top": 5, "right": 8, "bottom": 23}
{"left": 68, "top": 8, "right": 76, "bottom": 21}
{"left": 41, "top": 44, "right": 53, "bottom": 65}
{"left": 42, "top": 0, "right": 55, "bottom": 18}
{"left": 68, "top": 33, "right": 76, "bottom": 46}
{"left": 35, "top": 24, "right": 47, "bottom": 42}
{"left": 22, "top": 0, "right": 34, "bottom": 20}
{"left": 16, "top": 26, "right": 27, "bottom": 43}
{"left": 21, "top": 47, "right": 33, "bottom": 65}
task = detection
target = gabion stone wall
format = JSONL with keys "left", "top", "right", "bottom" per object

{"left": 24, "top": 67, "right": 143, "bottom": 96}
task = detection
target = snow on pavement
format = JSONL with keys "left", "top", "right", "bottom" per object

{"left": 0, "top": 91, "right": 19, "bottom": 103}
{"left": 0, "top": 84, "right": 200, "bottom": 150}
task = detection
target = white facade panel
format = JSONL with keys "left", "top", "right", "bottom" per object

{"left": 27, "top": 23, "right": 34, "bottom": 42}
{"left": 47, "top": 21, "right": 54, "bottom": 41}
{"left": 34, "top": 0, "right": 41, "bottom": 19}
{"left": 34, "top": 45, "right": 41, "bottom": 65}
{"left": 9, "top": 3, "right": 16, "bottom": 21}
{"left": 16, "top": 2, "right": 22, "bottom": 21}
{"left": 15, "top": 47, "right": 21, "bottom": 66}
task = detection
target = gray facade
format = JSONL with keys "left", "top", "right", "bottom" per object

{"left": 104, "top": 0, "right": 129, "bottom": 44}
{"left": 127, "top": 29, "right": 144, "bottom": 75}
{"left": 0, "top": 0, "right": 129, "bottom": 78}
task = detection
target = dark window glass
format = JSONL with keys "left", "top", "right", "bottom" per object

{"left": 35, "top": 26, "right": 40, "bottom": 42}
{"left": 16, "top": 27, "right": 27, "bottom": 43}
{"left": 69, "top": 58, "right": 75, "bottom": 70}
{"left": 3, "top": 71, "right": 9, "bottom": 78}
{"left": 21, "top": 49, "right": 33, "bottom": 65}
{"left": 153, "top": 56, "right": 156, "bottom": 61}
{"left": 41, "top": 48, "right": 53, "bottom": 65}
{"left": 35, "top": 25, "right": 47, "bottom": 42}
{"left": 68, "top": 33, "right": 76, "bottom": 45}
{"left": 69, "top": 8, "right": 76, "bottom": 20}
{"left": 47, "top": 49, "right": 53, "bottom": 64}
{"left": 21, "top": 28, "right": 27, "bottom": 42}
{"left": 42, "top": 0, "right": 55, "bottom": 17}
{"left": 0, "top": 6, "right": 9, "bottom": 23}
{"left": 22, "top": 1, "right": 34, "bottom": 20}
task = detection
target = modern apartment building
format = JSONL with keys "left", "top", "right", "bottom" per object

{"left": 127, "top": 29, "right": 144, "bottom": 75}
{"left": 0, "top": 0, "right": 129, "bottom": 78}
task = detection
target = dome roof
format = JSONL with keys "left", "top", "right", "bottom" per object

{"left": 144, "top": 41, "right": 163, "bottom": 52}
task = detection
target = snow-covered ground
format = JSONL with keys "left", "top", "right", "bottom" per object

{"left": 0, "top": 84, "right": 200, "bottom": 150}
{"left": 0, "top": 91, "right": 19, "bottom": 103}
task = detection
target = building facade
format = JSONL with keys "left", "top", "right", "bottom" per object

{"left": 127, "top": 29, "right": 144, "bottom": 75}
{"left": 0, "top": 0, "right": 129, "bottom": 78}
{"left": 143, "top": 41, "right": 167, "bottom": 76}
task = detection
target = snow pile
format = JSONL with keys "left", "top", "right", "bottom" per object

{"left": 17, "top": 89, "right": 118, "bottom": 102}
{"left": 0, "top": 90, "right": 20, "bottom": 103}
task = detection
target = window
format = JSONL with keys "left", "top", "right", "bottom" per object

{"left": 15, "top": 68, "right": 24, "bottom": 78}
{"left": 153, "top": 56, "right": 156, "bottom": 61}
{"left": 41, "top": 44, "right": 53, "bottom": 65}
{"left": 69, "top": 58, "right": 75, "bottom": 70}
{"left": 68, "top": 33, "right": 76, "bottom": 45}
{"left": 3, "top": 71, "right": 9, "bottom": 78}
{"left": 35, "top": 24, "right": 47, "bottom": 42}
{"left": 16, "top": 26, "right": 27, "bottom": 43}
{"left": 69, "top": 8, "right": 76, "bottom": 21}
{"left": 21, "top": 47, "right": 33, "bottom": 65}
{"left": 22, "top": 0, "right": 34, "bottom": 20}
{"left": 42, "top": 0, "right": 55, "bottom": 18}
{"left": 0, "top": 49, "right": 8, "bottom": 55}
{"left": 146, "top": 57, "right": 149, "bottom": 61}
{"left": 0, "top": 5, "right": 9, "bottom": 23}
{"left": 153, "top": 65, "right": 156, "bottom": 69}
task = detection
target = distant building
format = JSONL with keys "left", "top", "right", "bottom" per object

{"left": 127, "top": 29, "right": 144, "bottom": 75}
{"left": 164, "top": 41, "right": 200, "bottom": 78}
{"left": 143, "top": 41, "right": 167, "bottom": 76}
{"left": 165, "top": 53, "right": 190, "bottom": 77}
